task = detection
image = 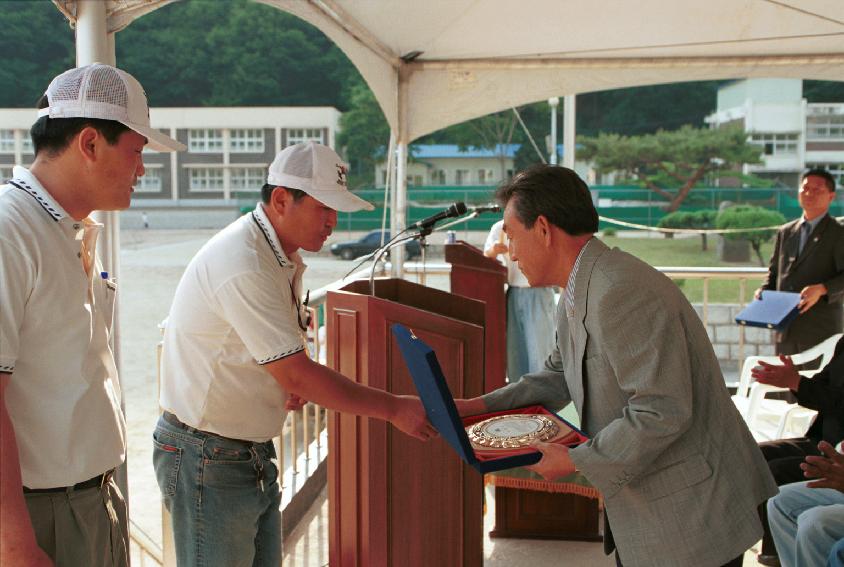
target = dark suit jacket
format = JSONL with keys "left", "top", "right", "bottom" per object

{"left": 761, "top": 214, "right": 844, "bottom": 354}
{"left": 798, "top": 335, "right": 844, "bottom": 444}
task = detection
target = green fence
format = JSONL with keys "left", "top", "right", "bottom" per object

{"left": 238, "top": 186, "right": 843, "bottom": 233}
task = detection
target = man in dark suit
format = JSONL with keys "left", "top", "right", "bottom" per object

{"left": 751, "top": 335, "right": 844, "bottom": 565}
{"left": 757, "top": 168, "right": 844, "bottom": 357}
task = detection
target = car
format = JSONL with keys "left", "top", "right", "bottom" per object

{"left": 330, "top": 230, "right": 422, "bottom": 261}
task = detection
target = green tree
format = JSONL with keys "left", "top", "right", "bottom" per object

{"left": 336, "top": 83, "right": 389, "bottom": 189}
{"left": 0, "top": 1, "right": 73, "bottom": 108}
{"left": 579, "top": 125, "right": 764, "bottom": 212}
{"left": 657, "top": 210, "right": 718, "bottom": 250}
{"left": 716, "top": 205, "right": 785, "bottom": 266}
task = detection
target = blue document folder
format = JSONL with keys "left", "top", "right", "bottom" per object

{"left": 735, "top": 290, "right": 801, "bottom": 331}
{"left": 392, "top": 323, "right": 586, "bottom": 474}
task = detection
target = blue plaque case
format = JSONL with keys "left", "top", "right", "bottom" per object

{"left": 735, "top": 290, "right": 801, "bottom": 331}
{"left": 392, "top": 323, "right": 585, "bottom": 474}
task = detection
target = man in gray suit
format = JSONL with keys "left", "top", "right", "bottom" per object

{"left": 457, "top": 165, "right": 777, "bottom": 567}
{"left": 757, "top": 168, "right": 844, "bottom": 357}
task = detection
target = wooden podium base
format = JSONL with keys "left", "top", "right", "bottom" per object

{"left": 490, "top": 486, "right": 602, "bottom": 541}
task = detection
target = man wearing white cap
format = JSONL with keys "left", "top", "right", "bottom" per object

{"left": 0, "top": 64, "right": 184, "bottom": 566}
{"left": 155, "top": 141, "right": 435, "bottom": 566}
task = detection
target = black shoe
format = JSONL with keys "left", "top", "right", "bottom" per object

{"left": 757, "top": 553, "right": 781, "bottom": 566}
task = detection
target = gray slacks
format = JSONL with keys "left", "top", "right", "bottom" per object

{"left": 24, "top": 477, "right": 129, "bottom": 567}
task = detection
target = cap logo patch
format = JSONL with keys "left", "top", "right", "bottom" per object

{"left": 336, "top": 163, "right": 348, "bottom": 187}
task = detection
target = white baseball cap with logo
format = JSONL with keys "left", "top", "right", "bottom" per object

{"left": 267, "top": 141, "right": 374, "bottom": 212}
{"left": 37, "top": 63, "right": 185, "bottom": 152}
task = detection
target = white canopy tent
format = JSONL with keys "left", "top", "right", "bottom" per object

{"left": 50, "top": 0, "right": 844, "bottom": 302}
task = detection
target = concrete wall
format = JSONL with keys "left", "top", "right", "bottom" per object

{"left": 693, "top": 302, "right": 776, "bottom": 363}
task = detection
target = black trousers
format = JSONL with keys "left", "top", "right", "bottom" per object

{"left": 758, "top": 437, "right": 822, "bottom": 556}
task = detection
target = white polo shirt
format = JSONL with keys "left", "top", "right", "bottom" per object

{"left": 0, "top": 167, "right": 125, "bottom": 488}
{"left": 159, "top": 203, "right": 306, "bottom": 442}
{"left": 484, "top": 220, "right": 530, "bottom": 287}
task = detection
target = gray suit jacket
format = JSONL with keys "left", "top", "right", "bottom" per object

{"left": 484, "top": 239, "right": 777, "bottom": 567}
{"left": 761, "top": 214, "right": 844, "bottom": 354}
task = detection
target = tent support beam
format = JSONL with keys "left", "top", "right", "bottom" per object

{"left": 410, "top": 53, "right": 844, "bottom": 70}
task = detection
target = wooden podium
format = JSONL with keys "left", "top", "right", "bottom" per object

{"left": 445, "top": 242, "right": 602, "bottom": 542}
{"left": 326, "top": 278, "right": 486, "bottom": 567}
{"left": 445, "top": 241, "right": 507, "bottom": 393}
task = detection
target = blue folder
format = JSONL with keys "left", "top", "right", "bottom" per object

{"left": 391, "top": 323, "right": 584, "bottom": 474}
{"left": 735, "top": 290, "right": 801, "bottom": 331}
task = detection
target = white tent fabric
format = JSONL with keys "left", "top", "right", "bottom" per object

{"left": 54, "top": 0, "right": 844, "bottom": 143}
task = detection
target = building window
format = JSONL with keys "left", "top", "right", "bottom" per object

{"left": 287, "top": 128, "right": 324, "bottom": 145}
{"left": 230, "top": 129, "right": 265, "bottom": 153}
{"left": 230, "top": 167, "right": 265, "bottom": 192}
{"left": 750, "top": 133, "right": 799, "bottom": 156}
{"left": 189, "top": 168, "right": 224, "bottom": 191}
{"left": 188, "top": 129, "right": 224, "bottom": 153}
{"left": 0, "top": 167, "right": 12, "bottom": 182}
{"left": 0, "top": 130, "right": 14, "bottom": 153}
{"left": 21, "top": 134, "right": 33, "bottom": 155}
{"left": 431, "top": 170, "right": 446, "bottom": 185}
{"left": 455, "top": 169, "right": 470, "bottom": 186}
{"left": 807, "top": 115, "right": 844, "bottom": 140}
{"left": 806, "top": 162, "right": 843, "bottom": 188}
{"left": 478, "top": 169, "right": 495, "bottom": 185}
{"left": 135, "top": 168, "right": 163, "bottom": 193}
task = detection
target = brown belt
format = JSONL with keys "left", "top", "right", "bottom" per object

{"left": 23, "top": 469, "right": 113, "bottom": 494}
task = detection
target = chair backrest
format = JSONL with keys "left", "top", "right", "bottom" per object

{"left": 790, "top": 333, "right": 843, "bottom": 370}
{"left": 736, "top": 354, "right": 778, "bottom": 399}
{"left": 737, "top": 333, "right": 843, "bottom": 397}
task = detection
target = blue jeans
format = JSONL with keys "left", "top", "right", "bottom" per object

{"left": 152, "top": 415, "right": 281, "bottom": 567}
{"left": 830, "top": 538, "right": 844, "bottom": 567}
{"left": 768, "top": 481, "right": 844, "bottom": 567}
{"left": 506, "top": 286, "right": 556, "bottom": 381}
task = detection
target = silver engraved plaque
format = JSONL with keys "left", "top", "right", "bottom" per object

{"left": 466, "top": 414, "right": 560, "bottom": 449}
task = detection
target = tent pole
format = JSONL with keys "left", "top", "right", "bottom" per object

{"left": 391, "top": 142, "right": 407, "bottom": 278}
{"left": 563, "top": 94, "right": 576, "bottom": 170}
{"left": 75, "top": 0, "right": 129, "bottom": 507}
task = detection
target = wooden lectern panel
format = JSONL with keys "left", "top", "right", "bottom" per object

{"left": 327, "top": 279, "right": 486, "bottom": 567}
{"left": 446, "top": 242, "right": 507, "bottom": 393}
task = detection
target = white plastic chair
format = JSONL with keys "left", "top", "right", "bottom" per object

{"left": 732, "top": 333, "right": 842, "bottom": 441}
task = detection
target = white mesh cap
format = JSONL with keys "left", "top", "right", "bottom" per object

{"left": 267, "top": 142, "right": 373, "bottom": 212}
{"left": 37, "top": 64, "right": 185, "bottom": 152}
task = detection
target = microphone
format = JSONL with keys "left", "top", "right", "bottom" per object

{"left": 414, "top": 202, "right": 468, "bottom": 230}
{"left": 470, "top": 204, "right": 501, "bottom": 214}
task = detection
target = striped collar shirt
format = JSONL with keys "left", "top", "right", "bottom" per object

{"left": 564, "top": 237, "right": 594, "bottom": 318}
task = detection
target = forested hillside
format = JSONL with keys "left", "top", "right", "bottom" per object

{"left": 2, "top": 0, "right": 840, "bottom": 181}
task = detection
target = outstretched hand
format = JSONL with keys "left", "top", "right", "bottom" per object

{"left": 802, "top": 441, "right": 844, "bottom": 492}
{"left": 525, "top": 441, "right": 576, "bottom": 480}
{"left": 390, "top": 395, "right": 438, "bottom": 442}
{"left": 750, "top": 355, "right": 801, "bottom": 391}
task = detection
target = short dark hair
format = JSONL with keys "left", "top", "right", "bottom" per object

{"left": 30, "top": 94, "right": 130, "bottom": 157}
{"left": 802, "top": 168, "right": 836, "bottom": 192}
{"left": 495, "top": 165, "right": 598, "bottom": 235}
{"left": 260, "top": 184, "right": 307, "bottom": 204}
